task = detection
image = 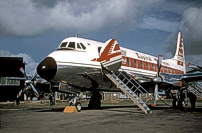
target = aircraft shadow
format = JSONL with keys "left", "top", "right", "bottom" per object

{"left": 33, "top": 105, "right": 138, "bottom": 112}
{"left": 32, "top": 105, "right": 202, "bottom": 113}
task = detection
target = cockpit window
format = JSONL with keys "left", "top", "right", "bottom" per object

{"left": 80, "top": 43, "right": 86, "bottom": 50}
{"left": 98, "top": 47, "right": 102, "bottom": 54}
{"left": 77, "top": 43, "right": 81, "bottom": 49}
{"left": 57, "top": 41, "right": 87, "bottom": 51}
{"left": 68, "top": 42, "right": 75, "bottom": 49}
{"left": 60, "top": 42, "right": 67, "bottom": 48}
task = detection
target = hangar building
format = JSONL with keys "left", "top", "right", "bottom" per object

{"left": 0, "top": 57, "right": 25, "bottom": 102}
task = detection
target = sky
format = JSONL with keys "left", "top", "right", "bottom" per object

{"left": 1, "top": 0, "right": 202, "bottom": 75}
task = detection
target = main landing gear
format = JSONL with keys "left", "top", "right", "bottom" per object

{"left": 88, "top": 90, "right": 101, "bottom": 109}
{"left": 172, "top": 89, "right": 197, "bottom": 110}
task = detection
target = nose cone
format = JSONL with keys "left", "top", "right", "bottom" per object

{"left": 37, "top": 57, "right": 57, "bottom": 81}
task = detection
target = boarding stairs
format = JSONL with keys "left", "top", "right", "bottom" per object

{"left": 187, "top": 82, "right": 202, "bottom": 98}
{"left": 105, "top": 70, "right": 152, "bottom": 114}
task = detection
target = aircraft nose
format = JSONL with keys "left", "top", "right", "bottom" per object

{"left": 37, "top": 57, "right": 57, "bottom": 81}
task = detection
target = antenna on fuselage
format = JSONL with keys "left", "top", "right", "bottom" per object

{"left": 76, "top": 33, "right": 79, "bottom": 37}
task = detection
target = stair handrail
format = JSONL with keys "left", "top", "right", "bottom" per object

{"left": 118, "top": 68, "right": 149, "bottom": 94}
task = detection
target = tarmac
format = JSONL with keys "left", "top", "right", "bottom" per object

{"left": 1, "top": 100, "right": 202, "bottom": 133}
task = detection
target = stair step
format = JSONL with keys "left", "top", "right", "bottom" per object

{"left": 188, "top": 85, "right": 202, "bottom": 98}
{"left": 105, "top": 70, "right": 151, "bottom": 114}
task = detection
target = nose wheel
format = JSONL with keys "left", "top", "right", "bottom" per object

{"left": 75, "top": 102, "right": 82, "bottom": 112}
{"left": 70, "top": 96, "right": 82, "bottom": 112}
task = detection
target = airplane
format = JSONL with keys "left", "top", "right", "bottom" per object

{"left": 187, "top": 62, "right": 202, "bottom": 73}
{"left": 27, "top": 31, "right": 202, "bottom": 111}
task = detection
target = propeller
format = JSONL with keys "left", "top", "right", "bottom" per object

{"left": 151, "top": 55, "right": 163, "bottom": 107}
{"left": 17, "top": 67, "right": 40, "bottom": 99}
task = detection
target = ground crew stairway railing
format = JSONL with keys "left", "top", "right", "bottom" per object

{"left": 105, "top": 70, "right": 152, "bottom": 114}
{"left": 187, "top": 82, "right": 202, "bottom": 98}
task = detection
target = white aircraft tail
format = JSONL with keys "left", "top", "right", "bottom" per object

{"left": 169, "top": 32, "right": 186, "bottom": 74}
{"left": 91, "top": 39, "right": 122, "bottom": 71}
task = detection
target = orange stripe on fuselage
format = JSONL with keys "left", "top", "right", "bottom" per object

{"left": 122, "top": 56, "right": 184, "bottom": 74}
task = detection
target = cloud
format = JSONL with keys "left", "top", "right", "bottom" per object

{"left": 0, "top": 0, "right": 163, "bottom": 37}
{"left": 0, "top": 49, "right": 38, "bottom": 75}
{"left": 138, "top": 17, "right": 179, "bottom": 32}
{"left": 186, "top": 55, "right": 202, "bottom": 66}
{"left": 179, "top": 7, "right": 202, "bottom": 55}
{"left": 165, "top": 6, "right": 202, "bottom": 65}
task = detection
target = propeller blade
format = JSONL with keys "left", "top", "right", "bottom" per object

{"left": 151, "top": 84, "right": 158, "bottom": 107}
{"left": 157, "top": 55, "right": 163, "bottom": 76}
{"left": 31, "top": 73, "right": 38, "bottom": 81}
{"left": 40, "top": 78, "right": 48, "bottom": 84}
{"left": 17, "top": 90, "right": 23, "bottom": 98}
{"left": 30, "top": 84, "right": 40, "bottom": 98}
{"left": 17, "top": 87, "right": 26, "bottom": 98}
{"left": 40, "top": 79, "right": 44, "bottom": 84}
{"left": 19, "top": 67, "right": 27, "bottom": 78}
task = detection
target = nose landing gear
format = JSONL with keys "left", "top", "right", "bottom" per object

{"left": 70, "top": 95, "right": 82, "bottom": 112}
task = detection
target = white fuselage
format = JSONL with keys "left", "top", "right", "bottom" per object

{"left": 48, "top": 37, "right": 184, "bottom": 78}
{"left": 37, "top": 36, "right": 185, "bottom": 90}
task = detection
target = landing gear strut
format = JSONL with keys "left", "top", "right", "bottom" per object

{"left": 177, "top": 90, "right": 185, "bottom": 109}
{"left": 49, "top": 94, "right": 54, "bottom": 106}
{"left": 172, "top": 89, "right": 197, "bottom": 110}
{"left": 189, "top": 93, "right": 197, "bottom": 110}
{"left": 88, "top": 91, "right": 101, "bottom": 109}
{"left": 172, "top": 96, "right": 178, "bottom": 108}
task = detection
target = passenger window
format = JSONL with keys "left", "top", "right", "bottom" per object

{"left": 146, "top": 62, "right": 149, "bottom": 70}
{"left": 80, "top": 43, "right": 86, "bottom": 50}
{"left": 77, "top": 43, "right": 81, "bottom": 49}
{"left": 152, "top": 64, "right": 155, "bottom": 71}
{"left": 127, "top": 58, "right": 131, "bottom": 67}
{"left": 68, "top": 42, "right": 75, "bottom": 49}
{"left": 134, "top": 59, "right": 138, "bottom": 68}
{"left": 161, "top": 67, "right": 164, "bottom": 73}
{"left": 60, "top": 42, "right": 67, "bottom": 48}
{"left": 140, "top": 61, "right": 144, "bottom": 69}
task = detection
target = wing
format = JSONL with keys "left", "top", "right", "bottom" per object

{"left": 180, "top": 73, "right": 202, "bottom": 82}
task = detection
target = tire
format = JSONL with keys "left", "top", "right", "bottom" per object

{"left": 75, "top": 102, "right": 82, "bottom": 112}
{"left": 172, "top": 97, "right": 178, "bottom": 108}
{"left": 189, "top": 94, "right": 197, "bottom": 110}
{"left": 177, "top": 98, "right": 184, "bottom": 110}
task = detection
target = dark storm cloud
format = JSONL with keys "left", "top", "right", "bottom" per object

{"left": 165, "top": 2, "right": 202, "bottom": 65}
{"left": 31, "top": 0, "right": 65, "bottom": 8}
{"left": 165, "top": 6, "right": 202, "bottom": 56}
{"left": 0, "top": 0, "right": 163, "bottom": 37}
